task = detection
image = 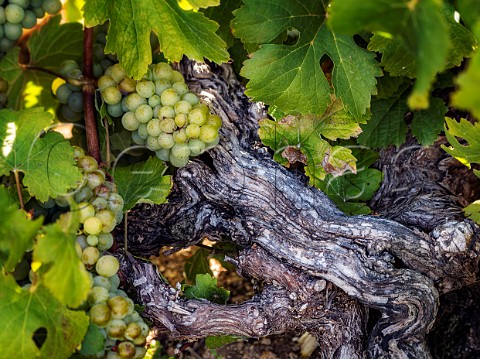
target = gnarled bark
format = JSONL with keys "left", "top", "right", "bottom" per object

{"left": 117, "top": 61, "right": 480, "bottom": 359}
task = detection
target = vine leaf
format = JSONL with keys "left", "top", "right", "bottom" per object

{"left": 0, "top": 273, "right": 89, "bottom": 359}
{"left": 83, "top": 0, "right": 229, "bottom": 79}
{"left": 183, "top": 273, "right": 230, "bottom": 304}
{"left": 78, "top": 324, "right": 106, "bottom": 356}
{"left": 232, "top": 0, "right": 381, "bottom": 118}
{"left": 181, "top": 0, "right": 219, "bottom": 11}
{"left": 0, "top": 108, "right": 83, "bottom": 202}
{"left": 202, "top": 0, "right": 242, "bottom": 47}
{"left": 184, "top": 248, "right": 213, "bottom": 283}
{"left": 442, "top": 117, "right": 480, "bottom": 178}
{"left": 112, "top": 156, "right": 172, "bottom": 211}
{"left": 457, "top": 0, "right": 480, "bottom": 29}
{"left": 0, "top": 15, "right": 83, "bottom": 110}
{"left": 0, "top": 187, "right": 43, "bottom": 272}
{"left": 328, "top": 0, "right": 449, "bottom": 110}
{"left": 411, "top": 97, "right": 448, "bottom": 146}
{"left": 34, "top": 212, "right": 91, "bottom": 308}
{"left": 259, "top": 100, "right": 367, "bottom": 183}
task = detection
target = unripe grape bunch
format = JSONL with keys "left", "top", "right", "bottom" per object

{"left": 98, "top": 61, "right": 222, "bottom": 168}
{"left": 0, "top": 0, "right": 62, "bottom": 57}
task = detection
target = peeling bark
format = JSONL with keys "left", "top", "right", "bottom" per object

{"left": 117, "top": 61, "right": 480, "bottom": 358}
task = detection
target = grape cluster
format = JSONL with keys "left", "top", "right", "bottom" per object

{"left": 54, "top": 60, "right": 84, "bottom": 122}
{"left": 98, "top": 61, "right": 222, "bottom": 167}
{"left": 92, "top": 24, "right": 118, "bottom": 78}
{"left": 64, "top": 148, "right": 148, "bottom": 359}
{"left": 0, "top": 0, "right": 61, "bottom": 57}
{"left": 0, "top": 76, "right": 8, "bottom": 108}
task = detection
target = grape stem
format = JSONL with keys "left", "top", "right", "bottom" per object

{"left": 13, "top": 170, "right": 24, "bottom": 210}
{"left": 82, "top": 26, "right": 102, "bottom": 163}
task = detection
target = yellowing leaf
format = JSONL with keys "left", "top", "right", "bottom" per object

{"left": 442, "top": 117, "right": 480, "bottom": 172}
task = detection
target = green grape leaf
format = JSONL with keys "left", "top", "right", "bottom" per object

{"left": 0, "top": 273, "right": 89, "bottom": 359}
{"left": 205, "top": 335, "right": 241, "bottom": 349}
{"left": 375, "top": 75, "right": 410, "bottom": 99}
{"left": 78, "top": 323, "right": 105, "bottom": 356}
{"left": 0, "top": 108, "right": 83, "bottom": 202}
{"left": 64, "top": 0, "right": 85, "bottom": 23}
{"left": 184, "top": 248, "right": 213, "bottom": 283}
{"left": 182, "top": 0, "right": 219, "bottom": 11}
{"left": 411, "top": 97, "right": 448, "bottom": 146}
{"left": 0, "top": 16, "right": 83, "bottom": 110}
{"left": 260, "top": 100, "right": 367, "bottom": 183}
{"left": 0, "top": 188, "right": 43, "bottom": 272}
{"left": 112, "top": 156, "right": 172, "bottom": 211}
{"left": 457, "top": 0, "right": 480, "bottom": 29}
{"left": 183, "top": 273, "right": 230, "bottom": 304}
{"left": 233, "top": 0, "right": 381, "bottom": 118}
{"left": 202, "top": 0, "right": 242, "bottom": 47}
{"left": 452, "top": 23, "right": 480, "bottom": 120}
{"left": 328, "top": 0, "right": 449, "bottom": 110}
{"left": 464, "top": 200, "right": 480, "bottom": 224}
{"left": 357, "top": 83, "right": 410, "bottom": 148}
{"left": 83, "top": 0, "right": 229, "bottom": 79}
{"left": 34, "top": 212, "right": 91, "bottom": 308}
{"left": 442, "top": 117, "right": 480, "bottom": 172}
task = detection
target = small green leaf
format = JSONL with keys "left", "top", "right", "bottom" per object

{"left": 0, "top": 108, "right": 83, "bottom": 202}
{"left": 112, "top": 156, "right": 172, "bottom": 211}
{"left": 78, "top": 324, "right": 105, "bottom": 356}
{"left": 202, "top": 0, "right": 242, "bottom": 47}
{"left": 34, "top": 212, "right": 91, "bottom": 308}
{"left": 0, "top": 273, "right": 89, "bottom": 358}
{"left": 83, "top": 0, "right": 229, "bottom": 79}
{"left": 0, "top": 187, "right": 43, "bottom": 272}
{"left": 184, "top": 248, "right": 212, "bottom": 283}
{"left": 442, "top": 117, "right": 480, "bottom": 172}
{"left": 183, "top": 273, "right": 229, "bottom": 304}
{"left": 205, "top": 335, "right": 240, "bottom": 349}
{"left": 183, "top": 0, "right": 219, "bottom": 11}
{"left": 457, "top": 0, "right": 480, "bottom": 29}
{"left": 411, "top": 97, "right": 448, "bottom": 146}
{"left": 233, "top": 0, "right": 381, "bottom": 118}
{"left": 464, "top": 200, "right": 480, "bottom": 224}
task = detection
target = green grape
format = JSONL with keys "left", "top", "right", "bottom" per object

{"left": 21, "top": 10, "right": 37, "bottom": 29}
{"left": 174, "top": 113, "right": 187, "bottom": 128}
{"left": 188, "top": 108, "right": 207, "bottom": 126}
{"left": 93, "top": 43, "right": 105, "bottom": 61}
{"left": 82, "top": 246, "right": 100, "bottom": 266}
{"left": 108, "top": 296, "right": 129, "bottom": 319}
{"left": 172, "top": 82, "right": 189, "bottom": 96}
{"left": 172, "top": 128, "right": 187, "bottom": 143}
{"left": 96, "top": 255, "right": 120, "bottom": 277}
{"left": 97, "top": 233, "right": 114, "bottom": 251}
{"left": 158, "top": 133, "right": 174, "bottom": 149}
{"left": 86, "top": 170, "right": 106, "bottom": 188}
{"left": 135, "top": 79, "right": 155, "bottom": 98}
{"left": 174, "top": 100, "right": 192, "bottom": 115}
{"left": 169, "top": 153, "right": 189, "bottom": 168}
{"left": 88, "top": 285, "right": 109, "bottom": 305}
{"left": 0, "top": 8, "right": 5, "bottom": 24}
{"left": 59, "top": 60, "right": 79, "bottom": 77}
{"left": 124, "top": 322, "right": 141, "bottom": 340}
{"left": 4, "top": 22, "right": 22, "bottom": 40}
{"left": 147, "top": 94, "right": 161, "bottom": 107}
{"left": 137, "top": 124, "right": 149, "bottom": 139}
{"left": 134, "top": 104, "right": 153, "bottom": 123}
{"left": 98, "top": 75, "right": 116, "bottom": 91}
{"left": 137, "top": 321, "right": 149, "bottom": 337}
{"left": 121, "top": 97, "right": 129, "bottom": 112}
{"left": 10, "top": 0, "right": 29, "bottom": 8}
{"left": 106, "top": 319, "right": 127, "bottom": 340}
{"left": 95, "top": 209, "right": 116, "bottom": 233}
{"left": 37, "top": 197, "right": 55, "bottom": 209}
{"left": 32, "top": 6, "right": 45, "bottom": 18}
{"left": 154, "top": 79, "right": 171, "bottom": 96}
{"left": 125, "top": 93, "right": 146, "bottom": 111}
{"left": 109, "top": 63, "right": 126, "bottom": 83}
{"left": 206, "top": 114, "right": 222, "bottom": 130}
{"left": 67, "top": 91, "right": 83, "bottom": 113}
{"left": 205, "top": 135, "right": 220, "bottom": 149}
{"left": 194, "top": 103, "right": 210, "bottom": 114}
{"left": 134, "top": 346, "right": 147, "bottom": 359}
{"left": 78, "top": 202, "right": 95, "bottom": 223}
{"left": 78, "top": 156, "right": 99, "bottom": 173}
{"left": 93, "top": 275, "right": 112, "bottom": 291}
{"left": 158, "top": 105, "right": 175, "bottom": 119}
{"left": 117, "top": 341, "right": 135, "bottom": 359}
{"left": 109, "top": 273, "right": 120, "bottom": 290}
{"left": 60, "top": 104, "right": 83, "bottom": 123}
{"left": 74, "top": 186, "right": 94, "bottom": 203}
{"left": 122, "top": 111, "right": 140, "bottom": 131}
{"left": 160, "top": 88, "right": 180, "bottom": 107}
{"left": 84, "top": 216, "right": 103, "bottom": 235}
{"left": 90, "top": 303, "right": 111, "bottom": 327}
{"left": 87, "top": 234, "right": 99, "bottom": 246}
{"left": 185, "top": 124, "right": 200, "bottom": 139}
{"left": 125, "top": 312, "right": 141, "bottom": 323}
{"left": 146, "top": 135, "right": 161, "bottom": 151}
{"left": 108, "top": 193, "right": 124, "bottom": 212}
{"left": 182, "top": 92, "right": 199, "bottom": 105}
{"left": 55, "top": 83, "right": 72, "bottom": 104}
{"left": 103, "top": 180, "right": 117, "bottom": 193}
{"left": 102, "top": 86, "right": 122, "bottom": 105}
{"left": 42, "top": 0, "right": 62, "bottom": 14}
{"left": 0, "top": 37, "right": 15, "bottom": 52}
{"left": 152, "top": 62, "right": 173, "bottom": 80}
{"left": 146, "top": 118, "right": 162, "bottom": 137}
{"left": 171, "top": 143, "right": 190, "bottom": 159}
{"left": 107, "top": 102, "right": 124, "bottom": 117}
{"left": 170, "top": 70, "right": 184, "bottom": 83}
{"left": 94, "top": 184, "right": 111, "bottom": 200}
{"left": 106, "top": 351, "right": 122, "bottom": 359}
{"left": 131, "top": 131, "right": 145, "bottom": 145}
{"left": 76, "top": 234, "right": 88, "bottom": 250}
{"left": 119, "top": 77, "right": 136, "bottom": 94}
{"left": 155, "top": 148, "right": 170, "bottom": 161}
{"left": 115, "top": 289, "right": 128, "bottom": 298}
{"left": 5, "top": 4, "right": 24, "bottom": 24}
{"left": 188, "top": 139, "right": 206, "bottom": 156}
{"left": 159, "top": 117, "right": 175, "bottom": 133}
{"left": 199, "top": 124, "right": 219, "bottom": 143}
{"left": 132, "top": 334, "right": 146, "bottom": 346}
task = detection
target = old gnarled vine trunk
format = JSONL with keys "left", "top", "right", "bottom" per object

{"left": 116, "top": 61, "right": 480, "bottom": 359}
